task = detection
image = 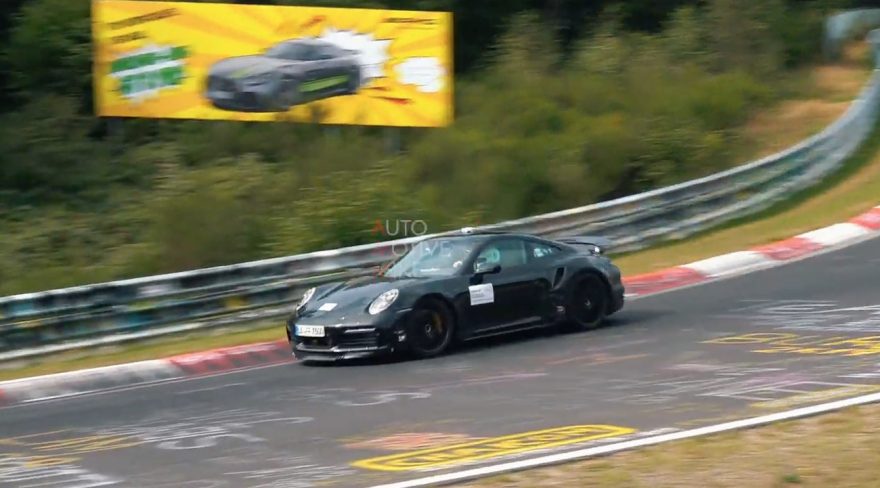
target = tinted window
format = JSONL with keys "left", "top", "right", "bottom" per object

{"left": 383, "top": 237, "right": 482, "bottom": 278}
{"left": 475, "top": 239, "right": 528, "bottom": 270}
{"left": 527, "top": 241, "right": 561, "bottom": 260}
{"left": 265, "top": 42, "right": 314, "bottom": 61}
{"left": 315, "top": 45, "right": 339, "bottom": 59}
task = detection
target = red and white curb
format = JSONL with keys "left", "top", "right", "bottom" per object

{"left": 623, "top": 205, "right": 880, "bottom": 297}
{"left": 0, "top": 340, "right": 292, "bottom": 406}
{"left": 0, "top": 205, "right": 878, "bottom": 408}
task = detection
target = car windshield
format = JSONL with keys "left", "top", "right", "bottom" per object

{"left": 382, "top": 237, "right": 481, "bottom": 278}
{"left": 264, "top": 42, "right": 311, "bottom": 60}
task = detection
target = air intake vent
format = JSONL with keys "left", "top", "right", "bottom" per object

{"left": 553, "top": 267, "right": 565, "bottom": 287}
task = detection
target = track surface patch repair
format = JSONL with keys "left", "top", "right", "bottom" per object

{"left": 2, "top": 234, "right": 880, "bottom": 487}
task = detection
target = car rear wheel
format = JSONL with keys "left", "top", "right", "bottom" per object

{"left": 406, "top": 299, "right": 454, "bottom": 359}
{"left": 563, "top": 274, "right": 608, "bottom": 331}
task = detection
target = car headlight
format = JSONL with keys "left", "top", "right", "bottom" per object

{"left": 368, "top": 289, "right": 399, "bottom": 315}
{"left": 297, "top": 287, "right": 316, "bottom": 309}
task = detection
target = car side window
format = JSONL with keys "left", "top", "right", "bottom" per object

{"left": 313, "top": 45, "right": 335, "bottom": 60}
{"left": 474, "top": 239, "right": 528, "bottom": 271}
{"left": 303, "top": 46, "right": 321, "bottom": 61}
{"left": 276, "top": 44, "right": 314, "bottom": 61}
{"left": 527, "top": 242, "right": 561, "bottom": 261}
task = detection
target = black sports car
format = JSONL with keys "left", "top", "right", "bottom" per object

{"left": 204, "top": 38, "right": 361, "bottom": 112}
{"left": 286, "top": 229, "right": 626, "bottom": 363}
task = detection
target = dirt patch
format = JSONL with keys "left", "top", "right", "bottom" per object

{"left": 739, "top": 41, "right": 872, "bottom": 158}
{"left": 741, "top": 99, "right": 852, "bottom": 157}
{"left": 814, "top": 41, "right": 873, "bottom": 97}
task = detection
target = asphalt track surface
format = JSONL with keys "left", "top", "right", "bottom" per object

{"left": 2, "top": 236, "right": 880, "bottom": 488}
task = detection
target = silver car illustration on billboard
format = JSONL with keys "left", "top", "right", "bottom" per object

{"left": 204, "top": 38, "right": 362, "bottom": 112}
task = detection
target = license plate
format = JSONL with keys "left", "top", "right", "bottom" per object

{"left": 213, "top": 91, "right": 233, "bottom": 99}
{"left": 296, "top": 325, "right": 325, "bottom": 338}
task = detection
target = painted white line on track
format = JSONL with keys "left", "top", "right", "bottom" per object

{"left": 368, "top": 392, "right": 880, "bottom": 488}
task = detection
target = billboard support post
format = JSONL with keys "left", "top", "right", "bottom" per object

{"left": 384, "top": 128, "right": 402, "bottom": 154}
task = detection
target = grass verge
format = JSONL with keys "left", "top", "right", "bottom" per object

{"left": 0, "top": 44, "right": 875, "bottom": 382}
{"left": 455, "top": 402, "right": 880, "bottom": 488}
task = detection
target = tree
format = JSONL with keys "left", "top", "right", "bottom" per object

{"left": 3, "top": 0, "right": 92, "bottom": 110}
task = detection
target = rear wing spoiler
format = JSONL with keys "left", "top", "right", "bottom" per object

{"left": 555, "top": 236, "right": 613, "bottom": 255}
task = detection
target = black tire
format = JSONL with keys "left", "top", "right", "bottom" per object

{"left": 405, "top": 298, "right": 454, "bottom": 359}
{"left": 563, "top": 274, "right": 609, "bottom": 331}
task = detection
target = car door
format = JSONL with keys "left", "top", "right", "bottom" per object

{"left": 287, "top": 45, "right": 324, "bottom": 96}
{"left": 310, "top": 45, "right": 336, "bottom": 91}
{"left": 464, "top": 238, "right": 546, "bottom": 334}
{"left": 524, "top": 239, "right": 566, "bottom": 321}
{"left": 320, "top": 45, "right": 349, "bottom": 86}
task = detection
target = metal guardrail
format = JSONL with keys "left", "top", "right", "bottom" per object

{"left": 825, "top": 9, "right": 880, "bottom": 60}
{"left": 2, "top": 11, "right": 880, "bottom": 361}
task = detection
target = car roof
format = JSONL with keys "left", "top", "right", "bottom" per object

{"left": 281, "top": 38, "right": 334, "bottom": 47}
{"left": 426, "top": 230, "right": 546, "bottom": 241}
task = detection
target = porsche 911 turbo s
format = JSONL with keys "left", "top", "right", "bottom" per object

{"left": 286, "top": 230, "right": 626, "bottom": 363}
{"left": 204, "top": 38, "right": 361, "bottom": 112}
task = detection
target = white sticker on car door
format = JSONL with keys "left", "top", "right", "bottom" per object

{"left": 468, "top": 284, "right": 494, "bottom": 305}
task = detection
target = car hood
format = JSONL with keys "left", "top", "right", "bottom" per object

{"left": 209, "top": 55, "right": 293, "bottom": 79}
{"left": 300, "top": 276, "right": 421, "bottom": 318}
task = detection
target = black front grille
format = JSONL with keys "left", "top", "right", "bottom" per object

{"left": 298, "top": 336, "right": 333, "bottom": 348}
{"left": 294, "top": 326, "right": 382, "bottom": 351}
{"left": 337, "top": 331, "right": 380, "bottom": 349}
{"left": 208, "top": 76, "right": 237, "bottom": 92}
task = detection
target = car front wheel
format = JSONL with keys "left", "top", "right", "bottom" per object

{"left": 563, "top": 274, "right": 608, "bottom": 331}
{"left": 405, "top": 298, "right": 454, "bottom": 359}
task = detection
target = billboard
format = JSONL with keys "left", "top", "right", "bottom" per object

{"left": 91, "top": 0, "right": 453, "bottom": 127}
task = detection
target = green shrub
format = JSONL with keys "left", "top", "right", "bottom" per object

{"left": 0, "top": 96, "right": 111, "bottom": 205}
{"left": 138, "top": 155, "right": 277, "bottom": 272}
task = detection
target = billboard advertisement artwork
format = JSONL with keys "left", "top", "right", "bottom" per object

{"left": 91, "top": 0, "right": 453, "bottom": 127}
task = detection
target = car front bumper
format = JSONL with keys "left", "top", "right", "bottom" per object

{"left": 287, "top": 309, "right": 412, "bottom": 362}
{"left": 204, "top": 76, "right": 282, "bottom": 112}
{"left": 206, "top": 89, "right": 279, "bottom": 112}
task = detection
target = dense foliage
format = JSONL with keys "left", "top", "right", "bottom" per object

{"left": 0, "top": 0, "right": 867, "bottom": 294}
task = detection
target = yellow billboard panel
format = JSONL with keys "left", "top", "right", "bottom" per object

{"left": 91, "top": 0, "right": 453, "bottom": 127}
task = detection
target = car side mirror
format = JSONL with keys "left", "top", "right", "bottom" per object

{"left": 474, "top": 261, "right": 501, "bottom": 275}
